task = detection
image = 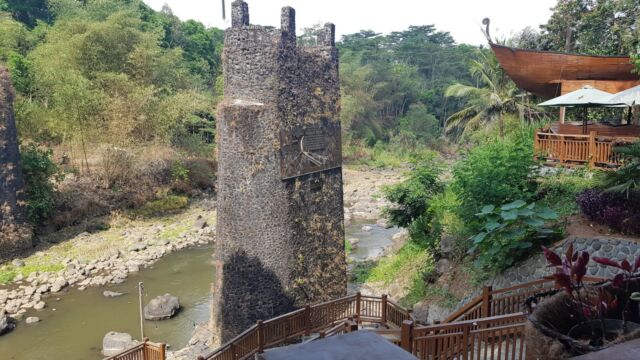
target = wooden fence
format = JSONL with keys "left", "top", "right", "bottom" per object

{"left": 200, "top": 293, "right": 411, "bottom": 360}
{"left": 534, "top": 131, "right": 631, "bottom": 169}
{"left": 104, "top": 339, "right": 166, "bottom": 360}
{"left": 105, "top": 276, "right": 603, "bottom": 360}
{"left": 405, "top": 313, "right": 527, "bottom": 360}
{"left": 444, "top": 276, "right": 603, "bottom": 323}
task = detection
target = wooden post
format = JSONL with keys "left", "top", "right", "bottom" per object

{"left": 347, "top": 319, "right": 358, "bottom": 333}
{"left": 304, "top": 305, "right": 311, "bottom": 336}
{"left": 355, "top": 292, "right": 361, "bottom": 325}
{"left": 381, "top": 294, "right": 388, "bottom": 325}
{"left": 257, "top": 320, "right": 265, "bottom": 353}
{"left": 461, "top": 325, "right": 470, "bottom": 360}
{"left": 138, "top": 282, "right": 145, "bottom": 340}
{"left": 159, "top": 343, "right": 166, "bottom": 360}
{"left": 533, "top": 131, "right": 539, "bottom": 159}
{"left": 401, "top": 320, "right": 414, "bottom": 353}
{"left": 559, "top": 106, "right": 566, "bottom": 124}
{"left": 481, "top": 285, "right": 492, "bottom": 319}
{"left": 588, "top": 131, "right": 597, "bottom": 169}
{"left": 559, "top": 135, "right": 566, "bottom": 164}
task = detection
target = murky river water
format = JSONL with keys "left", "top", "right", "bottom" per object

{"left": 0, "top": 223, "right": 395, "bottom": 360}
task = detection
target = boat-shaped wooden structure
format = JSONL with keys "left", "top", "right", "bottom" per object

{"left": 490, "top": 43, "right": 640, "bottom": 99}
{"left": 484, "top": 26, "right": 640, "bottom": 169}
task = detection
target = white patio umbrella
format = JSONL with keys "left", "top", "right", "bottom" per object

{"left": 604, "top": 85, "right": 640, "bottom": 106}
{"left": 538, "top": 86, "right": 614, "bottom": 134}
{"left": 538, "top": 85, "right": 614, "bottom": 107}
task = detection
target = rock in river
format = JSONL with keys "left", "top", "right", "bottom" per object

{"left": 102, "top": 332, "right": 138, "bottom": 356}
{"left": 25, "top": 316, "right": 39, "bottom": 324}
{"left": 103, "top": 291, "right": 124, "bottom": 298}
{"left": 144, "top": 294, "right": 180, "bottom": 320}
{"left": 0, "top": 314, "right": 16, "bottom": 335}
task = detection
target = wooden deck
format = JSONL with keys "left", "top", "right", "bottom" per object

{"left": 534, "top": 126, "right": 639, "bottom": 169}
{"left": 551, "top": 122, "right": 640, "bottom": 138}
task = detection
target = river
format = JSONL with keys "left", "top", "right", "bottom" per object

{"left": 0, "top": 222, "right": 395, "bottom": 360}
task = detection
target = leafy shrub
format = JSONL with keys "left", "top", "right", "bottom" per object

{"left": 98, "top": 146, "right": 134, "bottom": 188}
{"left": 452, "top": 134, "right": 537, "bottom": 229}
{"left": 536, "top": 169, "right": 598, "bottom": 216}
{"left": 577, "top": 189, "right": 640, "bottom": 235}
{"left": 20, "top": 144, "right": 64, "bottom": 225}
{"left": 600, "top": 142, "right": 640, "bottom": 196}
{"left": 127, "top": 195, "right": 189, "bottom": 218}
{"left": 471, "top": 200, "right": 560, "bottom": 271}
{"left": 183, "top": 158, "right": 216, "bottom": 190}
{"left": 383, "top": 160, "right": 444, "bottom": 250}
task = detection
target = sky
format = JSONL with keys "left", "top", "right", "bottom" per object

{"left": 142, "top": 0, "right": 558, "bottom": 46}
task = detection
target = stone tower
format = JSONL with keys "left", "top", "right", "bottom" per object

{"left": 0, "top": 67, "right": 32, "bottom": 260}
{"left": 213, "top": 1, "right": 346, "bottom": 343}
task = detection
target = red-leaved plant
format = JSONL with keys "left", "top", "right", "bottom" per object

{"left": 592, "top": 254, "right": 640, "bottom": 329}
{"left": 543, "top": 244, "right": 592, "bottom": 321}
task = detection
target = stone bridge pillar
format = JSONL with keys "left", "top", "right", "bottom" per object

{"left": 0, "top": 67, "right": 32, "bottom": 260}
{"left": 212, "top": 1, "right": 346, "bottom": 344}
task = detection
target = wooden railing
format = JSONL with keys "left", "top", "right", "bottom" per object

{"left": 200, "top": 276, "right": 605, "bottom": 360}
{"left": 404, "top": 313, "right": 527, "bottom": 360}
{"left": 200, "top": 292, "right": 412, "bottom": 360}
{"left": 534, "top": 130, "right": 632, "bottom": 169}
{"left": 444, "top": 276, "right": 604, "bottom": 323}
{"left": 104, "top": 339, "right": 166, "bottom": 360}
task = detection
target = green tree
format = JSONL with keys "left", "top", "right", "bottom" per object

{"left": 444, "top": 51, "right": 523, "bottom": 139}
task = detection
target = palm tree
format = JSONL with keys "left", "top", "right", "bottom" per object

{"left": 444, "top": 51, "right": 523, "bottom": 139}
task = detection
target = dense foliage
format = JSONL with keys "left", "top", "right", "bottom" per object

{"left": 0, "top": 0, "right": 221, "bottom": 153}
{"left": 383, "top": 160, "right": 444, "bottom": 250}
{"left": 577, "top": 189, "right": 640, "bottom": 235}
{"left": 471, "top": 200, "right": 560, "bottom": 271}
{"left": 523, "top": 0, "right": 640, "bottom": 55}
{"left": 445, "top": 51, "right": 525, "bottom": 138}
{"left": 20, "top": 144, "right": 64, "bottom": 224}
{"left": 600, "top": 143, "right": 640, "bottom": 196}
{"left": 451, "top": 133, "right": 537, "bottom": 227}
{"left": 338, "top": 26, "right": 479, "bottom": 149}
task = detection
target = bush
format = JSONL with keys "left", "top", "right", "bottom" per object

{"left": 452, "top": 134, "right": 537, "bottom": 230}
{"left": 600, "top": 142, "right": 640, "bottom": 196}
{"left": 577, "top": 189, "right": 640, "bottom": 235}
{"left": 20, "top": 144, "right": 64, "bottom": 225}
{"left": 127, "top": 195, "right": 189, "bottom": 218}
{"left": 383, "top": 160, "right": 444, "bottom": 250}
{"left": 98, "top": 146, "right": 134, "bottom": 188}
{"left": 471, "top": 200, "right": 560, "bottom": 271}
{"left": 536, "top": 169, "right": 598, "bottom": 217}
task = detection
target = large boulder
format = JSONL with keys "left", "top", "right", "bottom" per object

{"left": 102, "top": 332, "right": 138, "bottom": 356}
{"left": 412, "top": 301, "right": 453, "bottom": 324}
{"left": 144, "top": 294, "right": 180, "bottom": 320}
{"left": 0, "top": 314, "right": 16, "bottom": 335}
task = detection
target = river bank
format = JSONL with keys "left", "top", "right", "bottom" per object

{"left": 0, "top": 196, "right": 216, "bottom": 325}
{"left": 0, "top": 166, "right": 408, "bottom": 359}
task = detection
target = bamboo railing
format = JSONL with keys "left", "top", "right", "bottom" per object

{"left": 534, "top": 130, "right": 631, "bottom": 169}
{"left": 104, "top": 339, "right": 166, "bottom": 360}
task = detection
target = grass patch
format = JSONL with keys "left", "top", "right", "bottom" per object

{"left": 537, "top": 169, "right": 599, "bottom": 217}
{"left": 366, "top": 242, "right": 433, "bottom": 284}
{"left": 0, "top": 262, "right": 65, "bottom": 285}
{"left": 128, "top": 195, "right": 189, "bottom": 218}
{"left": 159, "top": 222, "right": 192, "bottom": 241}
{"left": 345, "top": 239, "right": 352, "bottom": 256}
